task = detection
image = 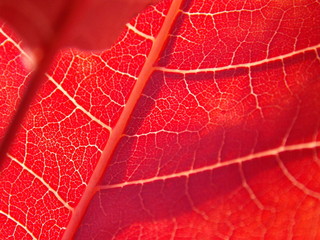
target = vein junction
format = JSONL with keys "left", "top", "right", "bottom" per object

{"left": 99, "top": 140, "right": 320, "bottom": 191}
{"left": 155, "top": 44, "right": 320, "bottom": 74}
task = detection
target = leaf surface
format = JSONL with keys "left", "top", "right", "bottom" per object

{"left": 1, "top": 0, "right": 320, "bottom": 239}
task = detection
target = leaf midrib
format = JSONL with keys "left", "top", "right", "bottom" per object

{"left": 62, "top": 1, "right": 184, "bottom": 239}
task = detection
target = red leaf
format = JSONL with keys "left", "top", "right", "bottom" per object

{"left": 1, "top": 0, "right": 320, "bottom": 239}
{"left": 0, "top": 0, "right": 156, "bottom": 51}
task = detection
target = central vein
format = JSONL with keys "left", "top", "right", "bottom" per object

{"left": 61, "top": 1, "right": 184, "bottom": 239}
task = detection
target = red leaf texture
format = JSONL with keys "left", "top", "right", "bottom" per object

{"left": 1, "top": 0, "right": 320, "bottom": 239}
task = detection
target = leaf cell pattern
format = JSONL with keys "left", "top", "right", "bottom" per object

{"left": 1, "top": 0, "right": 320, "bottom": 239}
